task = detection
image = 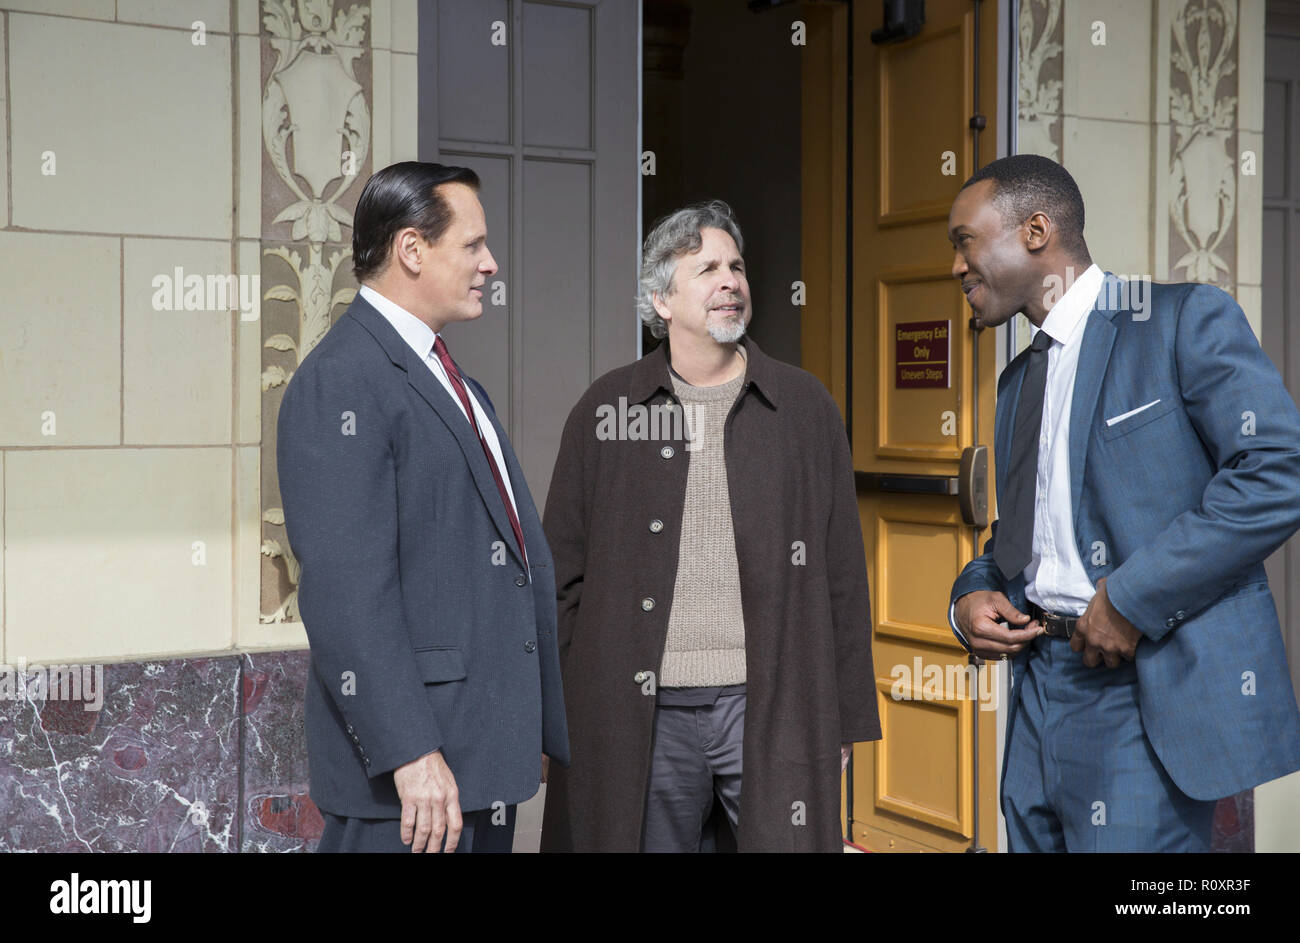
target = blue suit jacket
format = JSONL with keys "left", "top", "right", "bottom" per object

{"left": 950, "top": 274, "right": 1300, "bottom": 800}
{"left": 276, "top": 295, "right": 569, "bottom": 818}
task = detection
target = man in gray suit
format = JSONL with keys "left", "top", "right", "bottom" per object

{"left": 277, "top": 162, "right": 568, "bottom": 853}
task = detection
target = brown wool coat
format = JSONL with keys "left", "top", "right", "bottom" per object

{"left": 538, "top": 335, "right": 880, "bottom": 852}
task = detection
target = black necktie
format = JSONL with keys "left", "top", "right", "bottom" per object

{"left": 995, "top": 329, "right": 1054, "bottom": 581}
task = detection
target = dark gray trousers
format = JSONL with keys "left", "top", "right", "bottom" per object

{"left": 641, "top": 689, "right": 745, "bottom": 852}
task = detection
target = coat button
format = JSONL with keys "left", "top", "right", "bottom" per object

{"left": 362, "top": 757, "right": 370, "bottom": 767}
{"left": 515, "top": 574, "right": 527, "bottom": 586}
{"left": 1174, "top": 610, "right": 1187, "bottom": 621}
{"left": 524, "top": 640, "right": 536, "bottom": 653}
{"left": 634, "top": 671, "right": 648, "bottom": 683}
{"left": 345, "top": 724, "right": 355, "bottom": 735}
{"left": 660, "top": 445, "right": 675, "bottom": 459}
{"left": 641, "top": 597, "right": 655, "bottom": 611}
{"left": 351, "top": 734, "right": 360, "bottom": 744}
{"left": 649, "top": 519, "right": 663, "bottom": 533}
{"left": 1165, "top": 617, "right": 1177, "bottom": 628}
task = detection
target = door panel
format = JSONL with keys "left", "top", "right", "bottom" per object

{"left": 805, "top": 0, "right": 1002, "bottom": 853}
{"left": 419, "top": 0, "right": 639, "bottom": 509}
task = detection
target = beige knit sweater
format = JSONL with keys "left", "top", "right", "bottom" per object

{"left": 659, "top": 354, "right": 748, "bottom": 687}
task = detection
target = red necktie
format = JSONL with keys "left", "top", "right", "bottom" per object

{"left": 432, "top": 336, "right": 527, "bottom": 567}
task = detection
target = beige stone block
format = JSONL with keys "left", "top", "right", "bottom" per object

{"left": 239, "top": 615, "right": 309, "bottom": 651}
{"left": 0, "top": 13, "right": 7, "bottom": 230}
{"left": 237, "top": 239, "right": 262, "bottom": 445}
{"left": 1151, "top": 122, "right": 1172, "bottom": 281}
{"left": 1064, "top": 0, "right": 1151, "bottom": 123}
{"left": 239, "top": 426, "right": 308, "bottom": 656}
{"left": 234, "top": 445, "right": 305, "bottom": 649}
{"left": 8, "top": 15, "right": 232, "bottom": 238}
{"left": 371, "top": 0, "right": 392, "bottom": 50}
{"left": 236, "top": 0, "right": 260, "bottom": 35}
{"left": 238, "top": 34, "right": 262, "bottom": 241}
{"left": 1063, "top": 117, "right": 1152, "bottom": 277}
{"left": 1239, "top": 0, "right": 1265, "bottom": 133}
{"left": 122, "top": 238, "right": 234, "bottom": 445}
{"left": 4, "top": 448, "right": 233, "bottom": 663}
{"left": 392, "top": 52, "right": 419, "bottom": 164}
{"left": 372, "top": 48, "right": 393, "bottom": 172}
{"left": 117, "top": 0, "right": 230, "bottom": 33}
{"left": 1153, "top": 0, "right": 1173, "bottom": 125}
{"left": 0, "top": 0, "right": 112, "bottom": 18}
{"left": 0, "top": 232, "right": 120, "bottom": 446}
{"left": 1237, "top": 130, "right": 1264, "bottom": 287}
{"left": 1256, "top": 768, "right": 1300, "bottom": 851}
{"left": 1235, "top": 283, "right": 1262, "bottom": 341}
{"left": 392, "top": 0, "right": 418, "bottom": 54}
{"left": 234, "top": 445, "right": 258, "bottom": 635}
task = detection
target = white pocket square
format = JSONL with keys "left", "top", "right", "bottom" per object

{"left": 1105, "top": 399, "right": 1161, "bottom": 427}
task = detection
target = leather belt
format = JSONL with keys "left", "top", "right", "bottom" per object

{"left": 1029, "top": 602, "right": 1078, "bottom": 639}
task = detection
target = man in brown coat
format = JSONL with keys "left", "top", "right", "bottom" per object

{"left": 539, "top": 200, "right": 879, "bottom": 852}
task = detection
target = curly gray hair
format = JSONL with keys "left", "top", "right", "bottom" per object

{"left": 637, "top": 200, "right": 745, "bottom": 339}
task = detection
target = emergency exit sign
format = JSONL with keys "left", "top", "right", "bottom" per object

{"left": 895, "top": 320, "right": 950, "bottom": 389}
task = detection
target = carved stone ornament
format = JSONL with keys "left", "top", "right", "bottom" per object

{"left": 1017, "top": 0, "right": 1063, "bottom": 161}
{"left": 259, "top": 0, "right": 371, "bottom": 624}
{"left": 1170, "top": 0, "right": 1238, "bottom": 285}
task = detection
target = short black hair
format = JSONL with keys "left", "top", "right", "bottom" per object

{"left": 352, "top": 161, "right": 481, "bottom": 282}
{"left": 960, "top": 154, "right": 1088, "bottom": 258}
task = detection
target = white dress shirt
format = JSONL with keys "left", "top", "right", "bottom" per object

{"left": 358, "top": 285, "right": 525, "bottom": 554}
{"left": 951, "top": 263, "right": 1105, "bottom": 645}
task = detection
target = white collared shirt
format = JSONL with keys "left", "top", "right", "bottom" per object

{"left": 1022, "top": 263, "right": 1105, "bottom": 616}
{"left": 950, "top": 263, "right": 1105, "bottom": 644}
{"left": 358, "top": 285, "right": 525, "bottom": 553}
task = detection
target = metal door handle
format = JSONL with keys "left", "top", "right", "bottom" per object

{"left": 958, "top": 445, "right": 988, "bottom": 528}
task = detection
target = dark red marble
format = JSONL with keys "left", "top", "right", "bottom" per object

{"left": 240, "top": 651, "right": 318, "bottom": 851}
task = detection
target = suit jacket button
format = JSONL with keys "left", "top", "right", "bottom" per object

{"left": 351, "top": 734, "right": 360, "bottom": 744}
{"left": 1175, "top": 610, "right": 1187, "bottom": 621}
{"left": 524, "top": 640, "right": 536, "bottom": 653}
{"left": 362, "top": 757, "right": 370, "bottom": 767}
{"left": 515, "top": 574, "right": 527, "bottom": 586}
{"left": 634, "top": 671, "right": 648, "bottom": 683}
{"left": 660, "top": 446, "right": 675, "bottom": 459}
{"left": 345, "top": 724, "right": 355, "bottom": 735}
{"left": 649, "top": 519, "right": 664, "bottom": 533}
{"left": 1165, "top": 617, "right": 1177, "bottom": 628}
{"left": 641, "top": 597, "right": 655, "bottom": 611}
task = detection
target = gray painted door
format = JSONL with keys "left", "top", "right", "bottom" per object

{"left": 1263, "top": 25, "right": 1300, "bottom": 699}
{"left": 418, "top": 0, "right": 641, "bottom": 509}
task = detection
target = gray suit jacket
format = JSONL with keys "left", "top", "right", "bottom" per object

{"left": 277, "top": 295, "right": 569, "bottom": 818}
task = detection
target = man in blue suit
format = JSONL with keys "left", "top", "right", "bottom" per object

{"left": 277, "top": 162, "right": 568, "bottom": 852}
{"left": 948, "top": 154, "right": 1300, "bottom": 852}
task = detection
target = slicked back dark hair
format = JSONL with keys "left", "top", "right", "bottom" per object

{"left": 352, "top": 161, "right": 481, "bottom": 282}
{"left": 960, "top": 154, "right": 1088, "bottom": 259}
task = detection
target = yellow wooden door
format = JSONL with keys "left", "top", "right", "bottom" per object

{"left": 805, "top": 0, "right": 1002, "bottom": 853}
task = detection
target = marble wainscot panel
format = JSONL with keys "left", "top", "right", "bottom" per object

{"left": 1212, "top": 791, "right": 1254, "bottom": 854}
{"left": 0, "top": 657, "right": 240, "bottom": 852}
{"left": 240, "top": 650, "right": 321, "bottom": 851}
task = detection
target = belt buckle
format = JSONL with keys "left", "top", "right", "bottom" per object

{"left": 1042, "top": 610, "right": 1073, "bottom": 639}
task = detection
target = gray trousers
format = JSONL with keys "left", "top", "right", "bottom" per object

{"left": 641, "top": 689, "right": 745, "bottom": 852}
